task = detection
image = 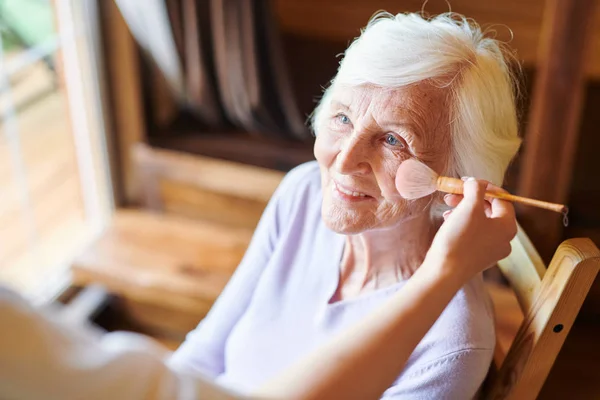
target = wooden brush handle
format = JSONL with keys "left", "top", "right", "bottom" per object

{"left": 436, "top": 177, "right": 567, "bottom": 213}
{"left": 485, "top": 191, "right": 567, "bottom": 213}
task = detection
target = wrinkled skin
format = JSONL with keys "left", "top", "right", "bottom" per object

{"left": 315, "top": 83, "right": 450, "bottom": 234}
{"left": 313, "top": 82, "right": 453, "bottom": 298}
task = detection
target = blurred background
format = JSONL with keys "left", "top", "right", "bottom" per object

{"left": 0, "top": 0, "right": 599, "bottom": 398}
{"left": 0, "top": 0, "right": 110, "bottom": 298}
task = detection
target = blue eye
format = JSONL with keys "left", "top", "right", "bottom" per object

{"left": 385, "top": 134, "right": 404, "bottom": 147}
{"left": 337, "top": 114, "right": 351, "bottom": 125}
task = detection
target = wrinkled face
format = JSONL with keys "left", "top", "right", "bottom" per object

{"left": 314, "top": 83, "right": 451, "bottom": 234}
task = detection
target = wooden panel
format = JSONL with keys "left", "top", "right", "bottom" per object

{"left": 538, "top": 320, "right": 600, "bottom": 399}
{"left": 72, "top": 210, "right": 253, "bottom": 315}
{"left": 101, "top": 0, "right": 146, "bottom": 204}
{"left": 160, "top": 179, "right": 269, "bottom": 229}
{"left": 516, "top": 0, "right": 596, "bottom": 260}
{"left": 148, "top": 133, "right": 315, "bottom": 172}
{"left": 149, "top": 62, "right": 179, "bottom": 130}
{"left": 135, "top": 143, "right": 283, "bottom": 203}
{"left": 274, "top": 0, "right": 600, "bottom": 78}
{"left": 485, "top": 238, "right": 600, "bottom": 399}
{"left": 134, "top": 143, "right": 285, "bottom": 228}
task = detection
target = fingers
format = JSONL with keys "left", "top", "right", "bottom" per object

{"left": 490, "top": 196, "right": 516, "bottom": 221}
{"left": 484, "top": 202, "right": 492, "bottom": 218}
{"left": 442, "top": 209, "right": 452, "bottom": 221}
{"left": 485, "top": 182, "right": 508, "bottom": 194}
{"left": 490, "top": 198, "right": 518, "bottom": 239}
{"left": 444, "top": 191, "right": 491, "bottom": 216}
{"left": 487, "top": 181, "right": 517, "bottom": 238}
{"left": 443, "top": 194, "right": 462, "bottom": 208}
{"left": 484, "top": 182, "right": 508, "bottom": 203}
{"left": 461, "top": 178, "right": 487, "bottom": 211}
{"left": 444, "top": 179, "right": 510, "bottom": 223}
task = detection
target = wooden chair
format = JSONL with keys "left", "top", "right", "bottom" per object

{"left": 482, "top": 225, "right": 600, "bottom": 399}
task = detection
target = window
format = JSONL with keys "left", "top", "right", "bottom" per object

{"left": 0, "top": 0, "right": 112, "bottom": 303}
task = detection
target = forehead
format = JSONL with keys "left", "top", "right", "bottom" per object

{"left": 330, "top": 82, "right": 447, "bottom": 118}
{"left": 327, "top": 83, "right": 450, "bottom": 149}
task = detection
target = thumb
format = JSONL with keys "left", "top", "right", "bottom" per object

{"left": 461, "top": 178, "right": 487, "bottom": 211}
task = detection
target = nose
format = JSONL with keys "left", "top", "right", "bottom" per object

{"left": 336, "top": 133, "right": 371, "bottom": 175}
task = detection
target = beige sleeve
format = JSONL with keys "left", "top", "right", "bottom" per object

{"left": 0, "top": 287, "right": 244, "bottom": 400}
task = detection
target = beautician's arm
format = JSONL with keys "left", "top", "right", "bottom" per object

{"left": 0, "top": 180, "right": 514, "bottom": 400}
{"left": 0, "top": 287, "right": 241, "bottom": 400}
{"left": 257, "top": 179, "right": 516, "bottom": 400}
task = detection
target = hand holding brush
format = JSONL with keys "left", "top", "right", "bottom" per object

{"left": 395, "top": 159, "right": 569, "bottom": 225}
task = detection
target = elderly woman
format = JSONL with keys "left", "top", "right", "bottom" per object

{"left": 170, "top": 11, "right": 521, "bottom": 399}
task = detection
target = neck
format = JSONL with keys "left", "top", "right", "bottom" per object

{"left": 338, "top": 213, "right": 439, "bottom": 296}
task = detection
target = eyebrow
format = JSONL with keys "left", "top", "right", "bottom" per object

{"left": 382, "top": 107, "right": 428, "bottom": 136}
{"left": 330, "top": 100, "right": 424, "bottom": 136}
{"left": 330, "top": 100, "right": 351, "bottom": 112}
{"left": 379, "top": 120, "right": 414, "bottom": 130}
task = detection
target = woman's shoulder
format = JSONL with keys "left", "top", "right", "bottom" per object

{"left": 271, "top": 161, "right": 323, "bottom": 218}
{"left": 438, "top": 275, "right": 496, "bottom": 347}
{"left": 407, "top": 275, "right": 496, "bottom": 366}
{"left": 277, "top": 161, "right": 321, "bottom": 195}
{"left": 384, "top": 276, "right": 495, "bottom": 397}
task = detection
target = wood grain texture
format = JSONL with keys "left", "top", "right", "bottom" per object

{"left": 148, "top": 133, "right": 316, "bottom": 172}
{"left": 497, "top": 224, "right": 545, "bottom": 313}
{"left": 101, "top": 0, "right": 146, "bottom": 205}
{"left": 71, "top": 210, "right": 253, "bottom": 316}
{"left": 134, "top": 143, "right": 284, "bottom": 228}
{"left": 516, "top": 0, "right": 597, "bottom": 260}
{"left": 537, "top": 320, "right": 600, "bottom": 399}
{"left": 160, "top": 179, "right": 269, "bottom": 229}
{"left": 484, "top": 238, "right": 600, "bottom": 399}
{"left": 273, "top": 0, "right": 600, "bottom": 77}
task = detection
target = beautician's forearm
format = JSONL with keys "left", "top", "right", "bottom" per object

{"left": 255, "top": 255, "right": 465, "bottom": 400}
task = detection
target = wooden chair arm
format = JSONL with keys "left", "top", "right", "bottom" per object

{"left": 497, "top": 224, "right": 545, "bottom": 313}
{"left": 485, "top": 238, "right": 600, "bottom": 400}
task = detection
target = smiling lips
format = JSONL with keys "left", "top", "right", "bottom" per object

{"left": 333, "top": 180, "right": 373, "bottom": 200}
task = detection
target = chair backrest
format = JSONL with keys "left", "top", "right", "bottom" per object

{"left": 482, "top": 224, "right": 600, "bottom": 399}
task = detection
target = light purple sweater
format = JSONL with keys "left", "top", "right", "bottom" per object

{"left": 169, "top": 161, "right": 495, "bottom": 399}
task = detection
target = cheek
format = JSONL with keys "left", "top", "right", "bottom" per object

{"left": 417, "top": 144, "right": 449, "bottom": 175}
{"left": 375, "top": 153, "right": 410, "bottom": 199}
{"left": 313, "top": 129, "right": 339, "bottom": 168}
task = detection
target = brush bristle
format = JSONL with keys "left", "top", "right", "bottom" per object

{"left": 395, "top": 159, "right": 438, "bottom": 199}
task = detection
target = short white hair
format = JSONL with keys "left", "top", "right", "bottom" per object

{"left": 312, "top": 12, "right": 522, "bottom": 185}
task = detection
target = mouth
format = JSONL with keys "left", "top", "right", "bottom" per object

{"left": 332, "top": 180, "right": 374, "bottom": 202}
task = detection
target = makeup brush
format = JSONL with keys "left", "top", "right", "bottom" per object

{"left": 395, "top": 159, "right": 568, "bottom": 215}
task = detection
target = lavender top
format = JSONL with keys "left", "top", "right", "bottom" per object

{"left": 169, "top": 161, "right": 495, "bottom": 399}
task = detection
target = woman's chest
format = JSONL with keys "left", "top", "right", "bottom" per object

{"left": 219, "top": 274, "right": 399, "bottom": 392}
{"left": 220, "top": 292, "right": 326, "bottom": 391}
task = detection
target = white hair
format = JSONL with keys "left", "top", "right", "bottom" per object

{"left": 312, "top": 12, "right": 522, "bottom": 186}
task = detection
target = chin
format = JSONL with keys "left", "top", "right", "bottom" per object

{"left": 321, "top": 196, "right": 425, "bottom": 234}
{"left": 321, "top": 203, "right": 375, "bottom": 234}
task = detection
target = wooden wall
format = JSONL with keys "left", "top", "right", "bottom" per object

{"left": 274, "top": 0, "right": 600, "bottom": 77}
